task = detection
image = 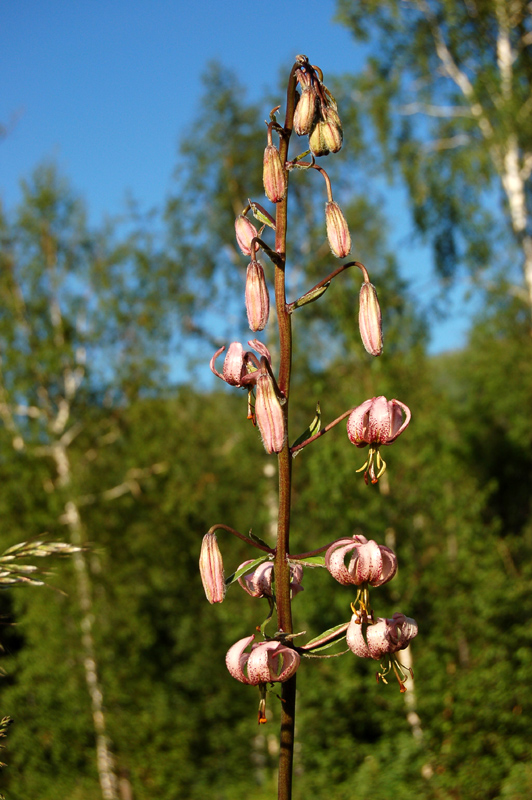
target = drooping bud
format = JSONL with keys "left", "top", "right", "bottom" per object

{"left": 359, "top": 281, "right": 383, "bottom": 356}
{"left": 255, "top": 367, "right": 286, "bottom": 454}
{"left": 235, "top": 215, "right": 258, "bottom": 256}
{"left": 263, "top": 144, "right": 287, "bottom": 203}
{"left": 245, "top": 260, "right": 270, "bottom": 332}
{"left": 309, "top": 107, "right": 343, "bottom": 157}
{"left": 325, "top": 201, "right": 351, "bottom": 258}
{"left": 199, "top": 533, "right": 225, "bottom": 604}
{"left": 294, "top": 86, "right": 318, "bottom": 136}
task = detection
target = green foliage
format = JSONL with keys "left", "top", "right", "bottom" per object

{"left": 0, "top": 48, "right": 530, "bottom": 800}
{"left": 335, "top": 0, "right": 532, "bottom": 295}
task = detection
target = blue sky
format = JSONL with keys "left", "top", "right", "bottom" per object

{"left": 1, "top": 0, "right": 474, "bottom": 354}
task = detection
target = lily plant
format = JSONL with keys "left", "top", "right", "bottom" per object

{"left": 199, "top": 55, "right": 416, "bottom": 800}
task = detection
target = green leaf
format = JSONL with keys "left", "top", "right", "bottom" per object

{"left": 290, "top": 283, "right": 330, "bottom": 311}
{"left": 249, "top": 200, "right": 275, "bottom": 230}
{"left": 291, "top": 402, "right": 321, "bottom": 455}
{"left": 303, "top": 622, "right": 349, "bottom": 652}
{"left": 247, "top": 530, "right": 272, "bottom": 550}
{"left": 290, "top": 555, "right": 325, "bottom": 568}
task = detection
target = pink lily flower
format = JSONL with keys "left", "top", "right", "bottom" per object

{"left": 325, "top": 535, "right": 397, "bottom": 587}
{"left": 226, "top": 634, "right": 300, "bottom": 685}
{"left": 346, "top": 612, "right": 418, "bottom": 660}
{"left": 347, "top": 396, "right": 411, "bottom": 447}
{"left": 210, "top": 340, "right": 272, "bottom": 388}
{"left": 347, "top": 396, "right": 411, "bottom": 483}
{"left": 237, "top": 560, "right": 304, "bottom": 598}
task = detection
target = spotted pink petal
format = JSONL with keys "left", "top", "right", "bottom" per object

{"left": 247, "top": 641, "right": 300, "bottom": 684}
{"left": 346, "top": 616, "right": 388, "bottom": 658}
{"left": 325, "top": 539, "right": 363, "bottom": 585}
{"left": 225, "top": 635, "right": 256, "bottom": 684}
{"left": 349, "top": 539, "right": 397, "bottom": 587}
{"left": 346, "top": 399, "right": 373, "bottom": 447}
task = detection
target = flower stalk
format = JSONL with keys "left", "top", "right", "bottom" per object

{"left": 200, "top": 55, "right": 415, "bottom": 800}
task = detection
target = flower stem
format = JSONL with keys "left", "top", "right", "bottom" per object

{"left": 274, "top": 58, "right": 300, "bottom": 800}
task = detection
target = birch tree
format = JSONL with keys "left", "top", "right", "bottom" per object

{"left": 337, "top": 0, "right": 532, "bottom": 309}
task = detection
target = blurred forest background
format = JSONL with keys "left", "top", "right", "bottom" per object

{"left": 1, "top": 2, "right": 532, "bottom": 799}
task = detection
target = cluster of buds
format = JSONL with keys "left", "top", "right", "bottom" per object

{"left": 294, "top": 60, "right": 343, "bottom": 157}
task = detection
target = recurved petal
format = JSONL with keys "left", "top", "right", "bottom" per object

{"left": 209, "top": 346, "right": 226, "bottom": 381}
{"left": 346, "top": 399, "right": 374, "bottom": 446}
{"left": 272, "top": 644, "right": 301, "bottom": 682}
{"left": 385, "top": 400, "right": 411, "bottom": 444}
{"left": 387, "top": 613, "right": 418, "bottom": 652}
{"left": 248, "top": 339, "right": 272, "bottom": 364}
{"left": 225, "top": 635, "right": 255, "bottom": 684}
{"left": 325, "top": 541, "right": 359, "bottom": 585}
{"left": 379, "top": 546, "right": 399, "bottom": 585}
{"left": 367, "top": 396, "right": 392, "bottom": 443}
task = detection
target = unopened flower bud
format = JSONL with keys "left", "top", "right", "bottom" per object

{"left": 263, "top": 144, "right": 287, "bottom": 203}
{"left": 359, "top": 282, "right": 383, "bottom": 356}
{"left": 255, "top": 370, "right": 286, "bottom": 454}
{"left": 245, "top": 261, "right": 270, "bottom": 331}
{"left": 309, "top": 107, "right": 343, "bottom": 157}
{"left": 294, "top": 87, "right": 318, "bottom": 136}
{"left": 325, "top": 201, "right": 351, "bottom": 258}
{"left": 199, "top": 533, "right": 225, "bottom": 604}
{"left": 235, "top": 215, "right": 258, "bottom": 256}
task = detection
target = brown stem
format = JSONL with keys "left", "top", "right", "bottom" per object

{"left": 207, "top": 523, "right": 274, "bottom": 554}
{"left": 274, "top": 58, "right": 300, "bottom": 800}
